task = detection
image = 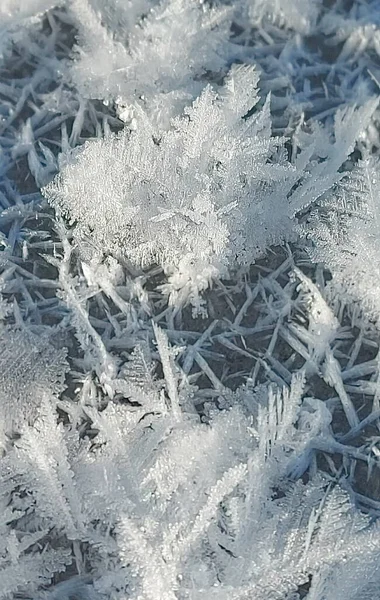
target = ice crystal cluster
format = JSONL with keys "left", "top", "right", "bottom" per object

{"left": 4, "top": 0, "right": 380, "bottom": 598}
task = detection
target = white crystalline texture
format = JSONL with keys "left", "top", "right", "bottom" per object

{"left": 69, "top": 0, "right": 232, "bottom": 125}
{"left": 0, "top": 326, "right": 67, "bottom": 432}
{"left": 45, "top": 65, "right": 297, "bottom": 308}
{"left": 0, "top": 0, "right": 59, "bottom": 22}
{"left": 3, "top": 0, "right": 380, "bottom": 598}
{"left": 0, "top": 0, "right": 62, "bottom": 63}
{"left": 248, "top": 0, "right": 321, "bottom": 34}
{"left": 306, "top": 156, "right": 380, "bottom": 324}
{"left": 1, "top": 362, "right": 379, "bottom": 599}
{"left": 44, "top": 69, "right": 376, "bottom": 310}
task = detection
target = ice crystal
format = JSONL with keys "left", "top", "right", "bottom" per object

{"left": 45, "top": 73, "right": 376, "bottom": 311}
{"left": 0, "top": 326, "right": 67, "bottom": 434}
{"left": 305, "top": 156, "right": 380, "bottom": 324}
{"left": 69, "top": 0, "right": 233, "bottom": 126}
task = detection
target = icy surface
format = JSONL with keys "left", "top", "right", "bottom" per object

{"left": 2, "top": 1, "right": 380, "bottom": 598}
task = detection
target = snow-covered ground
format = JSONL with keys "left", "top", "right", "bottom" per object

{"left": 2, "top": 1, "right": 380, "bottom": 598}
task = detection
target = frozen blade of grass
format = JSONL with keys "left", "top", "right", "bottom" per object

{"left": 352, "top": 492, "right": 380, "bottom": 516}
{"left": 293, "top": 267, "right": 339, "bottom": 366}
{"left": 194, "top": 350, "right": 225, "bottom": 392}
{"left": 255, "top": 355, "right": 289, "bottom": 389}
{"left": 53, "top": 229, "right": 118, "bottom": 390}
{"left": 323, "top": 348, "right": 360, "bottom": 429}
{"left": 32, "top": 115, "right": 73, "bottom": 143}
{"left": 345, "top": 381, "right": 380, "bottom": 396}
{"left": 182, "top": 319, "right": 218, "bottom": 375}
{"left": 233, "top": 282, "right": 260, "bottom": 327}
{"left": 0, "top": 191, "right": 11, "bottom": 209}
{"left": 346, "top": 329, "right": 364, "bottom": 370}
{"left": 341, "top": 359, "right": 379, "bottom": 382}
{"left": 179, "top": 463, "right": 248, "bottom": 554}
{"left": 0, "top": 85, "right": 32, "bottom": 135}
{"left": 264, "top": 354, "right": 292, "bottom": 384}
{"left": 153, "top": 321, "right": 182, "bottom": 421}
{"left": 279, "top": 326, "right": 311, "bottom": 362}
{"left": 372, "top": 354, "right": 380, "bottom": 419}
{"left": 312, "top": 437, "right": 375, "bottom": 464}
{"left": 265, "top": 314, "right": 283, "bottom": 358}
{"left": 69, "top": 98, "right": 87, "bottom": 147}
{"left": 217, "top": 336, "right": 256, "bottom": 360}
{"left": 338, "top": 410, "right": 380, "bottom": 444}
{"left": 81, "top": 262, "right": 132, "bottom": 316}
{"left": 226, "top": 324, "right": 274, "bottom": 337}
